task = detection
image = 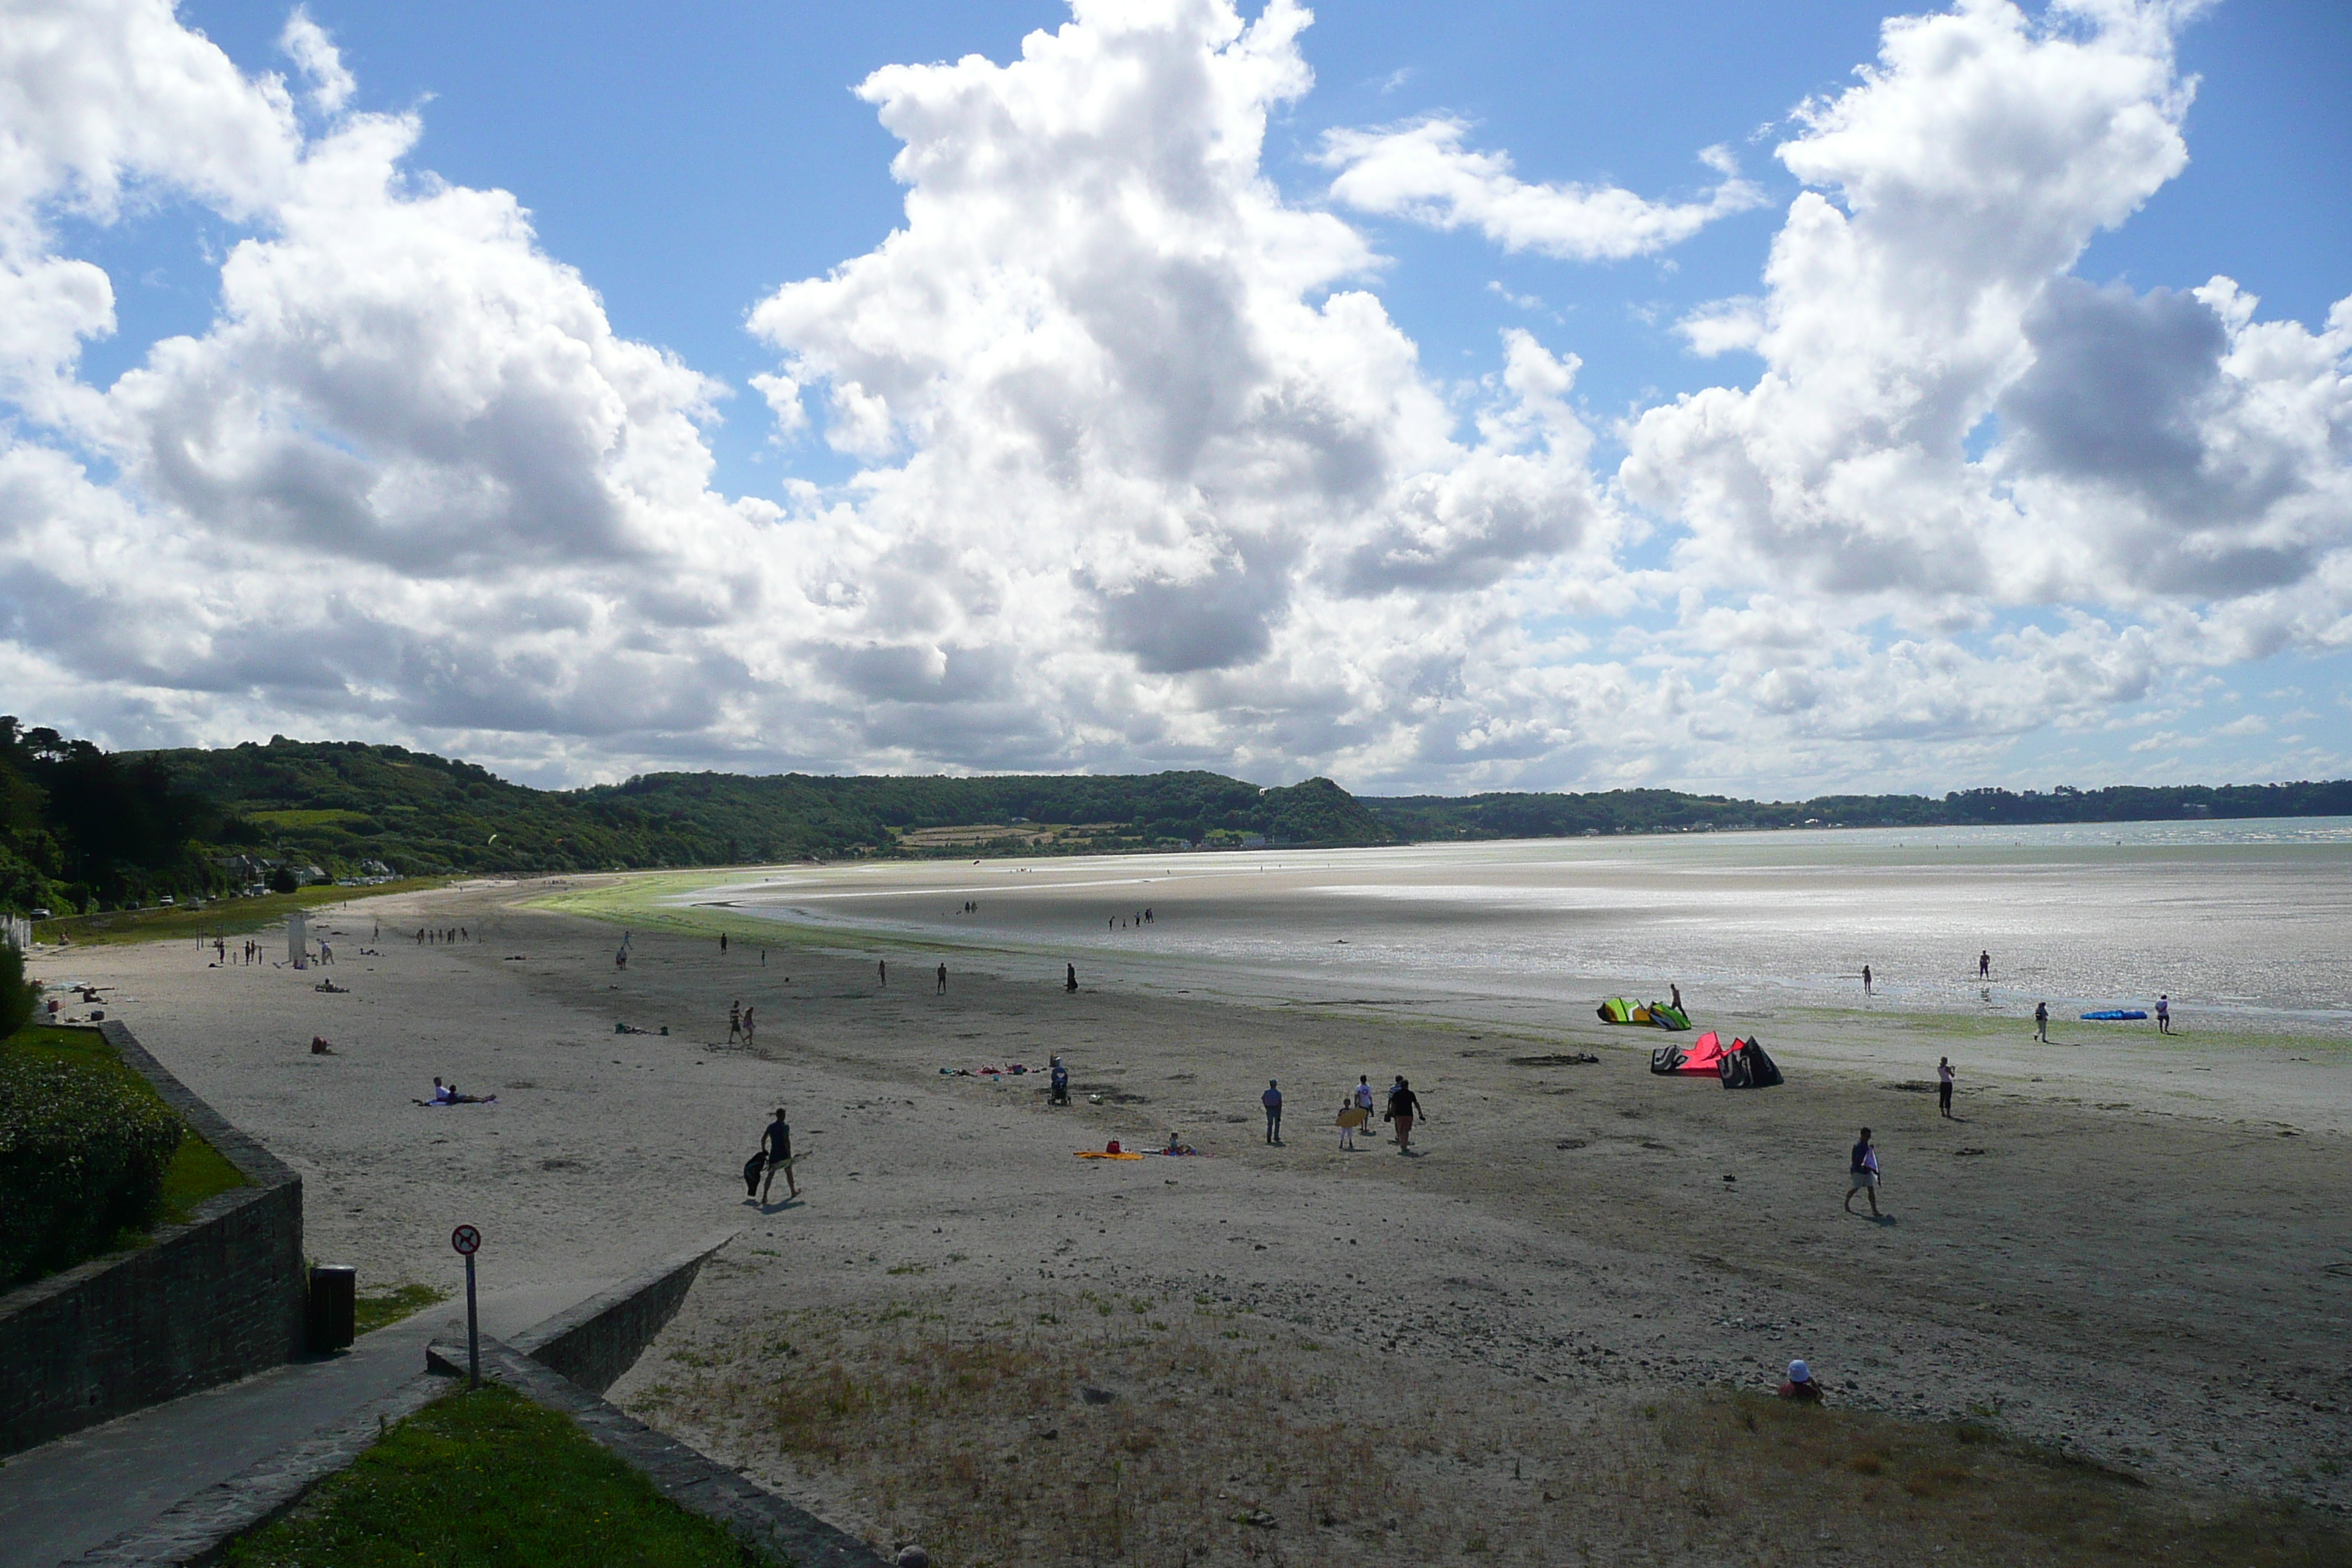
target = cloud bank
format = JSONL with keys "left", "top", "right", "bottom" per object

{"left": 0, "top": 0, "right": 2344, "bottom": 792}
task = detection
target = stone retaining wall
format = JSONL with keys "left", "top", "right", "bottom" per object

{"left": 509, "top": 1229, "right": 736, "bottom": 1395}
{"left": 0, "top": 1021, "right": 306, "bottom": 1457}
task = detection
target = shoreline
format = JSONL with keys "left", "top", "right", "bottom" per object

{"left": 532, "top": 865, "right": 2352, "bottom": 1136}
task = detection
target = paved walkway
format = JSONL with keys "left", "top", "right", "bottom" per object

{"left": 0, "top": 1278, "right": 599, "bottom": 1568}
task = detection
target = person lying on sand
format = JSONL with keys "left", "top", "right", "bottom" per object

{"left": 1779, "top": 1360, "right": 1825, "bottom": 1402}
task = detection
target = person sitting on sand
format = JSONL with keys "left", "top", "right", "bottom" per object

{"left": 1049, "top": 1056, "right": 1070, "bottom": 1105}
{"left": 1161, "top": 1130, "right": 1196, "bottom": 1156}
{"left": 1779, "top": 1360, "right": 1824, "bottom": 1402}
{"left": 431, "top": 1077, "right": 453, "bottom": 1104}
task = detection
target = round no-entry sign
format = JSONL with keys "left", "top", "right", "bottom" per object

{"left": 451, "top": 1224, "right": 481, "bottom": 1256}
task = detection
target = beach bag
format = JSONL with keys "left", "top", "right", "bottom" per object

{"left": 742, "top": 1151, "right": 766, "bottom": 1196}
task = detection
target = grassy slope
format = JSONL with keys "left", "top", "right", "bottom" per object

{"left": 225, "top": 1383, "right": 759, "bottom": 1567}
{"left": 1, "top": 1025, "right": 249, "bottom": 1267}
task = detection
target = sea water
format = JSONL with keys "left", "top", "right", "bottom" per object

{"left": 699, "top": 819, "right": 2352, "bottom": 1037}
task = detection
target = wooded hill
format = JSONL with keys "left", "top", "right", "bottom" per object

{"left": 1357, "top": 779, "right": 2352, "bottom": 840}
{"left": 5, "top": 717, "right": 2348, "bottom": 914}
{"left": 123, "top": 737, "right": 1394, "bottom": 886}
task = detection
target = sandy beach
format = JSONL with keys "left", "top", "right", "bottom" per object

{"left": 29, "top": 872, "right": 2352, "bottom": 1561}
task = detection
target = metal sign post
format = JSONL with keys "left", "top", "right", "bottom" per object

{"left": 451, "top": 1224, "right": 482, "bottom": 1388}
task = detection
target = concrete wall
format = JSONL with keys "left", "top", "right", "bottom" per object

{"left": 0, "top": 1022, "right": 306, "bottom": 1457}
{"left": 509, "top": 1230, "right": 735, "bottom": 1395}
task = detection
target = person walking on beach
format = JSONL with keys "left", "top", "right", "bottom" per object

{"left": 2156, "top": 993, "right": 2172, "bottom": 1034}
{"left": 1845, "top": 1128, "right": 1882, "bottom": 1217}
{"left": 1354, "top": 1074, "right": 1376, "bottom": 1127}
{"left": 877, "top": 958, "right": 887, "bottom": 988}
{"left": 2033, "top": 1001, "right": 2049, "bottom": 1043}
{"left": 1978, "top": 950, "right": 1991, "bottom": 979}
{"left": 1937, "top": 1057, "right": 1956, "bottom": 1118}
{"left": 742, "top": 1006, "right": 755, "bottom": 1050}
{"left": 1670, "top": 983, "right": 1683, "bottom": 1014}
{"left": 1337, "top": 1090, "right": 1360, "bottom": 1150}
{"left": 1387, "top": 1076, "right": 1425, "bottom": 1156}
{"left": 760, "top": 1106, "right": 797, "bottom": 1202}
{"left": 1066, "top": 962, "right": 1078, "bottom": 992}
{"left": 936, "top": 962, "right": 948, "bottom": 995}
{"left": 1262, "top": 1080, "right": 1284, "bottom": 1145}
{"left": 720, "top": 932, "right": 728, "bottom": 954}
{"left": 1861, "top": 964, "right": 1873, "bottom": 998}
{"left": 728, "top": 1000, "right": 742, "bottom": 1044}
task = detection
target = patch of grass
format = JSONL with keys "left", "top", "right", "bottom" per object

{"left": 34, "top": 878, "right": 447, "bottom": 948}
{"left": 7, "top": 1026, "right": 249, "bottom": 1224}
{"left": 241, "top": 808, "right": 380, "bottom": 830}
{"left": 225, "top": 1382, "right": 761, "bottom": 1567}
{"left": 353, "top": 1283, "right": 451, "bottom": 1337}
{"left": 1, "top": 1025, "right": 247, "bottom": 1281}
{"left": 156, "top": 1128, "right": 249, "bottom": 1223}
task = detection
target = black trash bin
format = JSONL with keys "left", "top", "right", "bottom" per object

{"left": 308, "top": 1264, "right": 357, "bottom": 1351}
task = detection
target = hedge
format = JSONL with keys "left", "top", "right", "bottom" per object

{"left": 0, "top": 1053, "right": 187, "bottom": 1287}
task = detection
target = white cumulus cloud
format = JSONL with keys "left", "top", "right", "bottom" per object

{"left": 1321, "top": 117, "right": 1765, "bottom": 261}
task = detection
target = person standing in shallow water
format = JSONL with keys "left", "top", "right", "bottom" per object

{"left": 1861, "top": 963, "right": 1873, "bottom": 998}
{"left": 1978, "top": 949, "right": 1991, "bottom": 979}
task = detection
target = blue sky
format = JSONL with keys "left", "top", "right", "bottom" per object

{"left": 4, "top": 0, "right": 2348, "bottom": 794}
